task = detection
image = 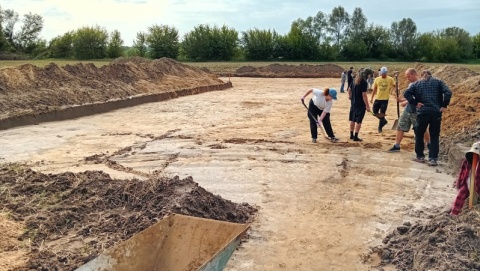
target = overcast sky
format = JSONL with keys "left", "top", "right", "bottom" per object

{"left": 2, "top": 0, "right": 480, "bottom": 46}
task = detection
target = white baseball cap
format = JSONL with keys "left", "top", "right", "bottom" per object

{"left": 380, "top": 67, "right": 388, "bottom": 74}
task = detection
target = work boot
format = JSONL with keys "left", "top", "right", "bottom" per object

{"left": 388, "top": 145, "right": 400, "bottom": 152}
{"left": 379, "top": 118, "right": 388, "bottom": 130}
{"left": 412, "top": 156, "right": 425, "bottom": 163}
{"left": 428, "top": 159, "right": 438, "bottom": 166}
{"left": 353, "top": 137, "right": 363, "bottom": 142}
{"left": 329, "top": 137, "right": 339, "bottom": 142}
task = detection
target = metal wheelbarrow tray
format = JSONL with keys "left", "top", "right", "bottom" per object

{"left": 75, "top": 213, "right": 250, "bottom": 271}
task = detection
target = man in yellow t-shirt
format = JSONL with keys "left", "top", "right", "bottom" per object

{"left": 370, "top": 66, "right": 395, "bottom": 133}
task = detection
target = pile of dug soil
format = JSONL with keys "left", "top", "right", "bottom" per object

{"left": 0, "top": 57, "right": 224, "bottom": 120}
{"left": 0, "top": 164, "right": 257, "bottom": 270}
{"left": 368, "top": 206, "right": 480, "bottom": 271}
{"left": 229, "top": 63, "right": 344, "bottom": 78}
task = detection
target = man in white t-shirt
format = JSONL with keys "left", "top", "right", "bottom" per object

{"left": 301, "top": 87, "right": 338, "bottom": 143}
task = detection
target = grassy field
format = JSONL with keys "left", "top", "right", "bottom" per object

{"left": 0, "top": 59, "right": 479, "bottom": 74}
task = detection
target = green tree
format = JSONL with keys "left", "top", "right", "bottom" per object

{"left": 441, "top": 27, "right": 473, "bottom": 60}
{"left": 293, "top": 11, "right": 328, "bottom": 44}
{"left": 72, "top": 25, "right": 108, "bottom": 59}
{"left": 272, "top": 34, "right": 289, "bottom": 59}
{"left": 347, "top": 7, "right": 367, "bottom": 39}
{"left": 0, "top": 8, "right": 18, "bottom": 46}
{"left": 132, "top": 31, "right": 147, "bottom": 57}
{"left": 363, "top": 24, "right": 391, "bottom": 59}
{"left": 146, "top": 24, "right": 179, "bottom": 59}
{"left": 0, "top": 12, "right": 11, "bottom": 51}
{"left": 30, "top": 39, "right": 47, "bottom": 58}
{"left": 435, "top": 35, "right": 460, "bottom": 62}
{"left": 48, "top": 31, "right": 74, "bottom": 58}
{"left": 16, "top": 12, "right": 44, "bottom": 54}
{"left": 312, "top": 11, "right": 329, "bottom": 44}
{"left": 282, "top": 23, "right": 318, "bottom": 60}
{"left": 241, "top": 28, "right": 277, "bottom": 60}
{"left": 328, "top": 6, "right": 350, "bottom": 47}
{"left": 390, "top": 18, "right": 418, "bottom": 60}
{"left": 107, "top": 29, "right": 124, "bottom": 58}
{"left": 342, "top": 38, "right": 367, "bottom": 60}
{"left": 182, "top": 24, "right": 238, "bottom": 61}
{"left": 416, "top": 32, "right": 437, "bottom": 61}
{"left": 472, "top": 33, "right": 480, "bottom": 59}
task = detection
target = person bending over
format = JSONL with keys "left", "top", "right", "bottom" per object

{"left": 301, "top": 88, "right": 338, "bottom": 143}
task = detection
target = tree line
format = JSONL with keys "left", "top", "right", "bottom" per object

{"left": 1, "top": 5, "right": 479, "bottom": 62}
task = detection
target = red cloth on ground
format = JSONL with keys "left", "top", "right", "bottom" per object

{"left": 451, "top": 158, "right": 480, "bottom": 215}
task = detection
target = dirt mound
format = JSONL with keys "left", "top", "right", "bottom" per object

{"left": 0, "top": 163, "right": 257, "bottom": 270}
{"left": 111, "top": 56, "right": 152, "bottom": 65}
{"left": 0, "top": 57, "right": 224, "bottom": 119}
{"left": 231, "top": 63, "right": 344, "bottom": 78}
{"left": 368, "top": 207, "right": 480, "bottom": 271}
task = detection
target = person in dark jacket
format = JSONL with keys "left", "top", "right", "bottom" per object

{"left": 403, "top": 71, "right": 452, "bottom": 166}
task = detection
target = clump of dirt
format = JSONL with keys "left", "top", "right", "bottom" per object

{"left": 230, "top": 63, "right": 344, "bottom": 78}
{"left": 0, "top": 163, "right": 257, "bottom": 271}
{"left": 368, "top": 206, "right": 480, "bottom": 271}
{"left": 0, "top": 57, "right": 224, "bottom": 119}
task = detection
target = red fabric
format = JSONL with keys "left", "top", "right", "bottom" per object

{"left": 451, "top": 158, "right": 480, "bottom": 215}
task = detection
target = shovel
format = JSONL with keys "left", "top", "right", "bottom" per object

{"left": 392, "top": 73, "right": 400, "bottom": 130}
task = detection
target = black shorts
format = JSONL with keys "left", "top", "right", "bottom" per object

{"left": 349, "top": 107, "right": 366, "bottom": 123}
{"left": 373, "top": 100, "right": 388, "bottom": 114}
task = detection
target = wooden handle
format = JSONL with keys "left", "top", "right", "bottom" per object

{"left": 469, "top": 153, "right": 479, "bottom": 208}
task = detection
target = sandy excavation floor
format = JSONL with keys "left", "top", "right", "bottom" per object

{"left": 0, "top": 77, "right": 459, "bottom": 270}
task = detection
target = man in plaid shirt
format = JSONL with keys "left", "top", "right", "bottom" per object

{"left": 403, "top": 71, "right": 452, "bottom": 166}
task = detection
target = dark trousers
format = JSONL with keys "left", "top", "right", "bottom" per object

{"left": 373, "top": 100, "right": 389, "bottom": 127}
{"left": 414, "top": 112, "right": 442, "bottom": 159}
{"left": 308, "top": 99, "right": 335, "bottom": 138}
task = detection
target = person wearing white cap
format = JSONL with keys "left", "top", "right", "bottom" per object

{"left": 370, "top": 66, "right": 395, "bottom": 133}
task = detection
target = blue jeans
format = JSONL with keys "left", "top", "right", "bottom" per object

{"left": 340, "top": 81, "right": 346, "bottom": 92}
{"left": 414, "top": 112, "right": 442, "bottom": 160}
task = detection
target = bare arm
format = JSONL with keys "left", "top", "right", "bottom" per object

{"left": 302, "top": 89, "right": 313, "bottom": 100}
{"left": 362, "top": 92, "right": 371, "bottom": 112}
{"left": 318, "top": 110, "right": 328, "bottom": 122}
{"left": 370, "top": 85, "right": 377, "bottom": 103}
